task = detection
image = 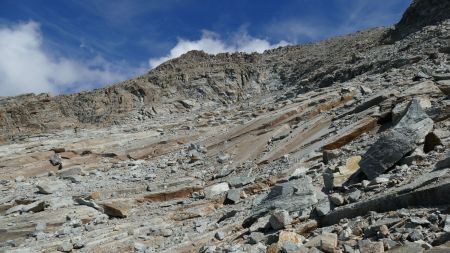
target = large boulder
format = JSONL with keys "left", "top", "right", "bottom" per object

{"left": 360, "top": 98, "right": 433, "bottom": 180}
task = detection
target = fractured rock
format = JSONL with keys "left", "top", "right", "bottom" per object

{"left": 360, "top": 98, "right": 433, "bottom": 180}
{"left": 269, "top": 210, "right": 292, "bottom": 230}
{"left": 257, "top": 176, "right": 317, "bottom": 213}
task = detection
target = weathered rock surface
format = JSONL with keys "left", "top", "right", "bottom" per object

{"left": 2, "top": 1, "right": 450, "bottom": 252}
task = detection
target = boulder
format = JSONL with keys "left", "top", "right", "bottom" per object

{"left": 360, "top": 98, "right": 433, "bottom": 180}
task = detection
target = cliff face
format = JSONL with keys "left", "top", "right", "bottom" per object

{"left": 386, "top": 0, "right": 450, "bottom": 41}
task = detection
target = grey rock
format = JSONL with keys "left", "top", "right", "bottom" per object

{"left": 269, "top": 210, "right": 292, "bottom": 230}
{"left": 74, "top": 197, "right": 102, "bottom": 211}
{"left": 247, "top": 232, "right": 266, "bottom": 244}
{"left": 204, "top": 182, "right": 229, "bottom": 198}
{"left": 437, "top": 80, "right": 450, "bottom": 95}
{"left": 444, "top": 216, "right": 450, "bottom": 232}
{"left": 50, "top": 154, "right": 62, "bottom": 166}
{"left": 347, "top": 189, "right": 362, "bottom": 202}
{"left": 225, "top": 189, "right": 241, "bottom": 204}
{"left": 57, "top": 242, "right": 73, "bottom": 252}
{"left": 358, "top": 240, "right": 384, "bottom": 253}
{"left": 408, "top": 229, "right": 424, "bottom": 241}
{"left": 215, "top": 231, "right": 225, "bottom": 240}
{"left": 258, "top": 176, "right": 317, "bottom": 213}
{"left": 37, "top": 180, "right": 65, "bottom": 194}
{"left": 436, "top": 151, "right": 450, "bottom": 170}
{"left": 315, "top": 199, "right": 331, "bottom": 216}
{"left": 360, "top": 98, "right": 433, "bottom": 180}
{"left": 329, "top": 193, "right": 345, "bottom": 206}
{"left": 227, "top": 176, "right": 255, "bottom": 188}
{"left": 217, "top": 153, "right": 231, "bottom": 163}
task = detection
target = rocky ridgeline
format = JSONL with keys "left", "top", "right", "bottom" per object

{"left": 1, "top": 0, "right": 450, "bottom": 252}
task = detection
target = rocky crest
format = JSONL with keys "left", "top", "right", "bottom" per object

{"left": 1, "top": 0, "right": 450, "bottom": 252}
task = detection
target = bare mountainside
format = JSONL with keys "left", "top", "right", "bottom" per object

{"left": 1, "top": 0, "right": 450, "bottom": 252}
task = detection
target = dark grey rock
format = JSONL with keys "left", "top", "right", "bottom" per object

{"left": 360, "top": 98, "right": 433, "bottom": 180}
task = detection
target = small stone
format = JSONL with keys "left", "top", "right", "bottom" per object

{"left": 247, "top": 232, "right": 266, "bottom": 244}
{"left": 204, "top": 182, "right": 229, "bottom": 198}
{"left": 348, "top": 189, "right": 361, "bottom": 202}
{"left": 50, "top": 154, "right": 62, "bottom": 166}
{"left": 444, "top": 216, "right": 450, "bottom": 232}
{"left": 35, "top": 222, "right": 47, "bottom": 232}
{"left": 134, "top": 242, "right": 148, "bottom": 252}
{"left": 269, "top": 210, "right": 292, "bottom": 230}
{"left": 227, "top": 176, "right": 255, "bottom": 188}
{"left": 278, "top": 230, "right": 303, "bottom": 248}
{"left": 161, "top": 228, "right": 173, "bottom": 237}
{"left": 379, "top": 225, "right": 389, "bottom": 237}
{"left": 15, "top": 176, "right": 25, "bottom": 182}
{"left": 304, "top": 232, "right": 337, "bottom": 253}
{"left": 37, "top": 181, "right": 64, "bottom": 194}
{"left": 360, "top": 85, "right": 373, "bottom": 95}
{"left": 57, "top": 242, "right": 73, "bottom": 252}
{"left": 217, "top": 153, "right": 230, "bottom": 163}
{"left": 358, "top": 240, "right": 384, "bottom": 253}
{"left": 373, "top": 177, "right": 390, "bottom": 184}
{"left": 23, "top": 201, "right": 47, "bottom": 213}
{"left": 225, "top": 189, "right": 241, "bottom": 204}
{"left": 215, "top": 231, "right": 225, "bottom": 240}
{"left": 329, "top": 193, "right": 345, "bottom": 206}
{"left": 408, "top": 229, "right": 423, "bottom": 241}
{"left": 102, "top": 201, "right": 131, "bottom": 218}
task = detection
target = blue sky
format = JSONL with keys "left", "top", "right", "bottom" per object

{"left": 0, "top": 0, "right": 411, "bottom": 96}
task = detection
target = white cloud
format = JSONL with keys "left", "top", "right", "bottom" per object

{"left": 0, "top": 21, "right": 140, "bottom": 97}
{"left": 148, "top": 30, "right": 288, "bottom": 68}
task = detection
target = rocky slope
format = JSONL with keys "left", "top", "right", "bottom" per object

{"left": 1, "top": 0, "right": 450, "bottom": 252}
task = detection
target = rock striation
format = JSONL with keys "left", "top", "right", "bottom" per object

{"left": 1, "top": 0, "right": 450, "bottom": 252}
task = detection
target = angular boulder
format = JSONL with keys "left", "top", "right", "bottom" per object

{"left": 360, "top": 98, "right": 433, "bottom": 180}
